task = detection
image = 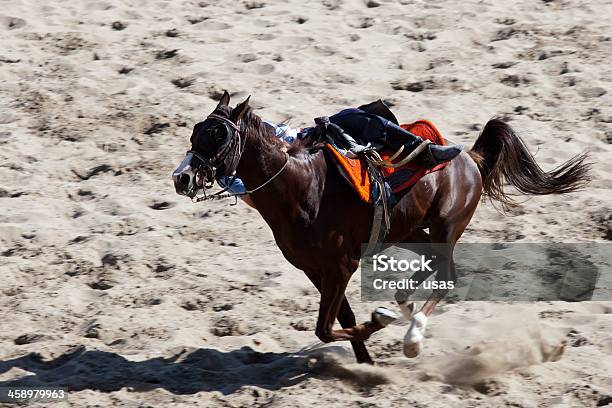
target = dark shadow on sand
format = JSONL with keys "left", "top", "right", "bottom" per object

{"left": 0, "top": 346, "right": 312, "bottom": 395}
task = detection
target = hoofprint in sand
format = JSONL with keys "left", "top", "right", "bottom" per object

{"left": 0, "top": 0, "right": 611, "bottom": 407}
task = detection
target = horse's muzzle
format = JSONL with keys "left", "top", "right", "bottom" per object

{"left": 172, "top": 153, "right": 198, "bottom": 198}
{"left": 173, "top": 171, "right": 195, "bottom": 197}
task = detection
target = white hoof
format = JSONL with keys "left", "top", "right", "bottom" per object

{"left": 403, "top": 341, "right": 422, "bottom": 358}
{"left": 398, "top": 301, "right": 416, "bottom": 321}
{"left": 403, "top": 312, "right": 428, "bottom": 358}
{"left": 372, "top": 307, "right": 400, "bottom": 327}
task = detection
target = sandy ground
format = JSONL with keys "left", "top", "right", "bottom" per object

{"left": 1, "top": 0, "right": 611, "bottom": 406}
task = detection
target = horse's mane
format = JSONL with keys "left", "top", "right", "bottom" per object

{"left": 242, "top": 108, "right": 321, "bottom": 158}
{"left": 241, "top": 107, "right": 281, "bottom": 148}
{"left": 287, "top": 133, "right": 320, "bottom": 156}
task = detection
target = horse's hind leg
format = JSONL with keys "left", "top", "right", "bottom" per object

{"left": 337, "top": 297, "right": 373, "bottom": 364}
{"left": 403, "top": 258, "right": 457, "bottom": 357}
{"left": 371, "top": 230, "right": 438, "bottom": 328}
{"left": 403, "top": 221, "right": 466, "bottom": 358}
{"left": 393, "top": 229, "right": 435, "bottom": 320}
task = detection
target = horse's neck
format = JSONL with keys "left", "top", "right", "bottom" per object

{"left": 236, "top": 123, "right": 292, "bottom": 196}
{"left": 235, "top": 123, "right": 322, "bottom": 220}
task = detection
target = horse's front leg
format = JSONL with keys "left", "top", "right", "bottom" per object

{"left": 315, "top": 269, "right": 384, "bottom": 343}
{"left": 337, "top": 297, "right": 374, "bottom": 364}
{"left": 304, "top": 272, "right": 374, "bottom": 363}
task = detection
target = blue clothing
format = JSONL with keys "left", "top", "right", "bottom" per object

{"left": 217, "top": 175, "right": 247, "bottom": 194}
{"left": 329, "top": 108, "right": 389, "bottom": 141}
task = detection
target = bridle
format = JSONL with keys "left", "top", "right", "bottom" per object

{"left": 187, "top": 113, "right": 246, "bottom": 190}
{"left": 186, "top": 113, "right": 289, "bottom": 203}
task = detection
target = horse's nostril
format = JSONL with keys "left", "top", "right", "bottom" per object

{"left": 179, "top": 173, "right": 191, "bottom": 187}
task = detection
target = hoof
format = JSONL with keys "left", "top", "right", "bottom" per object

{"left": 372, "top": 307, "right": 400, "bottom": 327}
{"left": 403, "top": 311, "right": 427, "bottom": 358}
{"left": 403, "top": 341, "right": 422, "bottom": 358}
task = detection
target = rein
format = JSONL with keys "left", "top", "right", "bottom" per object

{"left": 190, "top": 113, "right": 289, "bottom": 204}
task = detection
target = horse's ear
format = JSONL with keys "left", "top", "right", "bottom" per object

{"left": 231, "top": 95, "right": 251, "bottom": 123}
{"left": 216, "top": 90, "right": 231, "bottom": 109}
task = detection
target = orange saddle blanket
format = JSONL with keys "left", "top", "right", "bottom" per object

{"left": 325, "top": 120, "right": 450, "bottom": 203}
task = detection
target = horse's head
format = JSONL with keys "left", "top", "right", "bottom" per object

{"left": 172, "top": 91, "right": 251, "bottom": 198}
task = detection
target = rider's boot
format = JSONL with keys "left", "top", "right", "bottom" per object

{"left": 383, "top": 122, "right": 462, "bottom": 169}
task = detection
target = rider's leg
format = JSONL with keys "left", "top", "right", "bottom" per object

{"left": 329, "top": 109, "right": 462, "bottom": 168}
{"left": 382, "top": 121, "right": 462, "bottom": 168}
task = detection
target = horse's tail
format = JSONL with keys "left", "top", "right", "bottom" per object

{"left": 468, "top": 118, "right": 591, "bottom": 210}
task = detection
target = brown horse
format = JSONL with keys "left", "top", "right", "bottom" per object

{"left": 172, "top": 91, "right": 590, "bottom": 364}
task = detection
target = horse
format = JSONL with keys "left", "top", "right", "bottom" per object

{"left": 172, "top": 91, "right": 590, "bottom": 364}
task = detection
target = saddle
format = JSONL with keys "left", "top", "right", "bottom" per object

{"left": 308, "top": 100, "right": 452, "bottom": 254}
{"left": 324, "top": 119, "right": 450, "bottom": 203}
